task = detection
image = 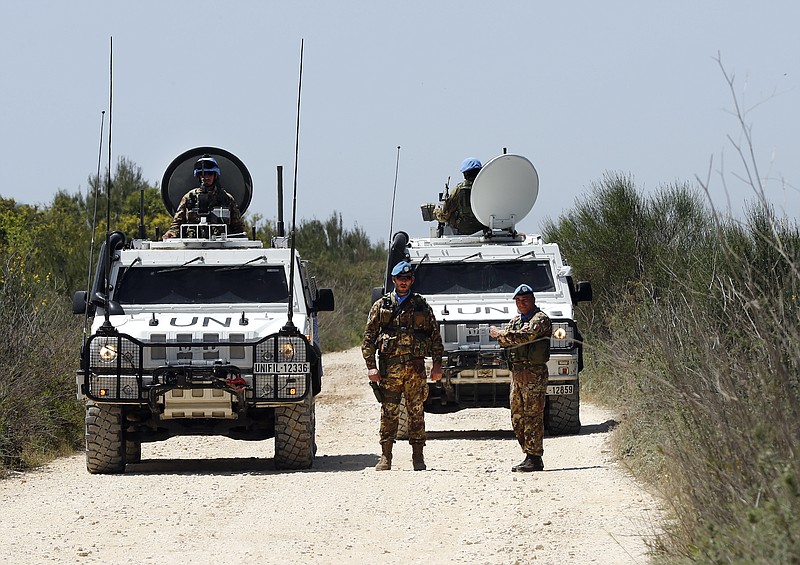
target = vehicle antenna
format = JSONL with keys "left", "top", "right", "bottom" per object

{"left": 98, "top": 36, "right": 115, "bottom": 335}
{"left": 276, "top": 165, "right": 285, "bottom": 237}
{"left": 387, "top": 145, "right": 401, "bottom": 246}
{"left": 80, "top": 110, "right": 105, "bottom": 343}
{"left": 282, "top": 38, "right": 304, "bottom": 334}
{"left": 383, "top": 145, "right": 401, "bottom": 285}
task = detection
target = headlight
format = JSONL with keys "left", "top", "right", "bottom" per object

{"left": 279, "top": 342, "right": 295, "bottom": 361}
{"left": 98, "top": 341, "right": 119, "bottom": 363}
{"left": 553, "top": 327, "right": 567, "bottom": 340}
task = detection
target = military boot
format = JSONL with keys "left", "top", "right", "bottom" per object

{"left": 512, "top": 454, "right": 544, "bottom": 472}
{"left": 412, "top": 444, "right": 426, "bottom": 471}
{"left": 375, "top": 442, "right": 393, "bottom": 471}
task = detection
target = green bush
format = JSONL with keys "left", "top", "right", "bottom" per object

{"left": 0, "top": 251, "right": 84, "bottom": 473}
{"left": 544, "top": 176, "right": 800, "bottom": 563}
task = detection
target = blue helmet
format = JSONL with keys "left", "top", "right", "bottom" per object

{"left": 459, "top": 157, "right": 482, "bottom": 173}
{"left": 512, "top": 283, "right": 534, "bottom": 298}
{"left": 391, "top": 261, "right": 414, "bottom": 277}
{"left": 193, "top": 155, "right": 221, "bottom": 177}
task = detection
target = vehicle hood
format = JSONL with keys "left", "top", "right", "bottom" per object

{"left": 93, "top": 311, "right": 295, "bottom": 341}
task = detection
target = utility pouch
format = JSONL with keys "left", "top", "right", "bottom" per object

{"left": 378, "top": 354, "right": 388, "bottom": 378}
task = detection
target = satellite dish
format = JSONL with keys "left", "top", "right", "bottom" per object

{"left": 471, "top": 154, "right": 539, "bottom": 230}
{"left": 161, "top": 146, "right": 253, "bottom": 216}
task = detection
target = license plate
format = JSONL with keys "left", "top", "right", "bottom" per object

{"left": 546, "top": 384, "right": 574, "bottom": 395}
{"left": 254, "top": 362, "right": 310, "bottom": 374}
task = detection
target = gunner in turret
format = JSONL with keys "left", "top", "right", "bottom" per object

{"left": 163, "top": 155, "right": 246, "bottom": 239}
{"left": 434, "top": 157, "right": 489, "bottom": 235}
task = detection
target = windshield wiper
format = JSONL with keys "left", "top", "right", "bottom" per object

{"left": 113, "top": 257, "right": 142, "bottom": 290}
{"left": 215, "top": 255, "right": 268, "bottom": 271}
{"left": 459, "top": 252, "right": 483, "bottom": 262}
{"left": 158, "top": 256, "right": 205, "bottom": 273}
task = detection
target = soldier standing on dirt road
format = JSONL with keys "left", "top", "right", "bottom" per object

{"left": 362, "top": 261, "right": 444, "bottom": 471}
{"left": 490, "top": 283, "right": 553, "bottom": 472}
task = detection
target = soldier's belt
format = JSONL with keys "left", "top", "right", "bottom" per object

{"left": 384, "top": 354, "right": 424, "bottom": 367}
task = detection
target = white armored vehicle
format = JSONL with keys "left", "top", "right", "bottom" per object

{"left": 73, "top": 147, "right": 334, "bottom": 473}
{"left": 377, "top": 154, "right": 592, "bottom": 434}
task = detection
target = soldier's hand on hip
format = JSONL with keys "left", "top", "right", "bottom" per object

{"left": 430, "top": 363, "right": 443, "bottom": 382}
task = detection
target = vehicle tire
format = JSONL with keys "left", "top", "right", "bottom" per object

{"left": 125, "top": 439, "right": 142, "bottom": 464}
{"left": 545, "top": 389, "right": 581, "bottom": 436}
{"left": 85, "top": 402, "right": 126, "bottom": 474}
{"left": 274, "top": 394, "right": 315, "bottom": 469}
{"left": 396, "top": 396, "right": 409, "bottom": 440}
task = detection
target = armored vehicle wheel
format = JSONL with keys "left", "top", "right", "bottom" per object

{"left": 274, "top": 394, "right": 316, "bottom": 469}
{"left": 85, "top": 402, "right": 126, "bottom": 474}
{"left": 545, "top": 389, "right": 581, "bottom": 436}
{"left": 125, "top": 439, "right": 142, "bottom": 464}
{"left": 396, "top": 396, "right": 409, "bottom": 440}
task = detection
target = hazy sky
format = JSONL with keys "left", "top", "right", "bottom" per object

{"left": 2, "top": 1, "right": 797, "bottom": 243}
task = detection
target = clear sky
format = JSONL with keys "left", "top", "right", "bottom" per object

{"left": 2, "top": 1, "right": 797, "bottom": 244}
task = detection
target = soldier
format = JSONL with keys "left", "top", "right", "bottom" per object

{"left": 362, "top": 261, "right": 444, "bottom": 471}
{"left": 163, "top": 155, "right": 246, "bottom": 239}
{"left": 434, "top": 157, "right": 488, "bottom": 235}
{"left": 489, "top": 283, "right": 553, "bottom": 472}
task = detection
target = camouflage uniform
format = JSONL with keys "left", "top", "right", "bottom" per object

{"left": 362, "top": 292, "right": 444, "bottom": 446}
{"left": 496, "top": 308, "right": 552, "bottom": 456}
{"left": 165, "top": 185, "right": 245, "bottom": 238}
{"left": 434, "top": 179, "right": 487, "bottom": 235}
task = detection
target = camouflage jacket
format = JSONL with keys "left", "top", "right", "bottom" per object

{"left": 362, "top": 292, "right": 444, "bottom": 370}
{"left": 165, "top": 185, "right": 246, "bottom": 237}
{"left": 434, "top": 179, "right": 487, "bottom": 235}
{"left": 496, "top": 308, "right": 552, "bottom": 367}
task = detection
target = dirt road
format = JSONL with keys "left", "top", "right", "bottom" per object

{"left": 0, "top": 347, "right": 660, "bottom": 564}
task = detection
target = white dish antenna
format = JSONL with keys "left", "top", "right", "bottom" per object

{"left": 471, "top": 154, "right": 539, "bottom": 231}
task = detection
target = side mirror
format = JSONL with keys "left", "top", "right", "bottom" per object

{"left": 313, "top": 288, "right": 335, "bottom": 312}
{"left": 371, "top": 287, "right": 385, "bottom": 304}
{"left": 72, "top": 290, "right": 95, "bottom": 316}
{"left": 574, "top": 281, "right": 593, "bottom": 303}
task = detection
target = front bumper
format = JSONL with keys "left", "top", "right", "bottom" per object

{"left": 77, "top": 331, "right": 315, "bottom": 411}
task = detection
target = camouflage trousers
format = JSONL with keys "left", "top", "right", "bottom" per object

{"left": 379, "top": 359, "right": 429, "bottom": 445}
{"left": 510, "top": 365, "right": 548, "bottom": 456}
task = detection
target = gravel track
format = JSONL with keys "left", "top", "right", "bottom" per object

{"left": 0, "top": 347, "right": 660, "bottom": 564}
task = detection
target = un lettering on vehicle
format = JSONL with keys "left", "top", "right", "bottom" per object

{"left": 456, "top": 306, "right": 510, "bottom": 315}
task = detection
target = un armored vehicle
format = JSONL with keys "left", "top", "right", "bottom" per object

{"left": 73, "top": 147, "right": 334, "bottom": 473}
{"left": 377, "top": 154, "right": 591, "bottom": 434}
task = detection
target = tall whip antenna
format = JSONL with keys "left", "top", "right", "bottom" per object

{"left": 81, "top": 110, "right": 106, "bottom": 341}
{"left": 387, "top": 145, "right": 401, "bottom": 246}
{"left": 99, "top": 36, "right": 115, "bottom": 334}
{"left": 282, "top": 38, "right": 304, "bottom": 333}
{"left": 382, "top": 145, "right": 401, "bottom": 286}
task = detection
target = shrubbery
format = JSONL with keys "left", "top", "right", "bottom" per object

{"left": 544, "top": 175, "right": 800, "bottom": 563}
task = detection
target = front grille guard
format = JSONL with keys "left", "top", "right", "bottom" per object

{"left": 441, "top": 317, "right": 581, "bottom": 357}
{"left": 443, "top": 318, "right": 581, "bottom": 370}
{"left": 80, "top": 332, "right": 313, "bottom": 405}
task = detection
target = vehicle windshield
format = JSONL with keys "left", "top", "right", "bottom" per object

{"left": 113, "top": 265, "right": 289, "bottom": 305}
{"left": 412, "top": 260, "right": 555, "bottom": 295}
